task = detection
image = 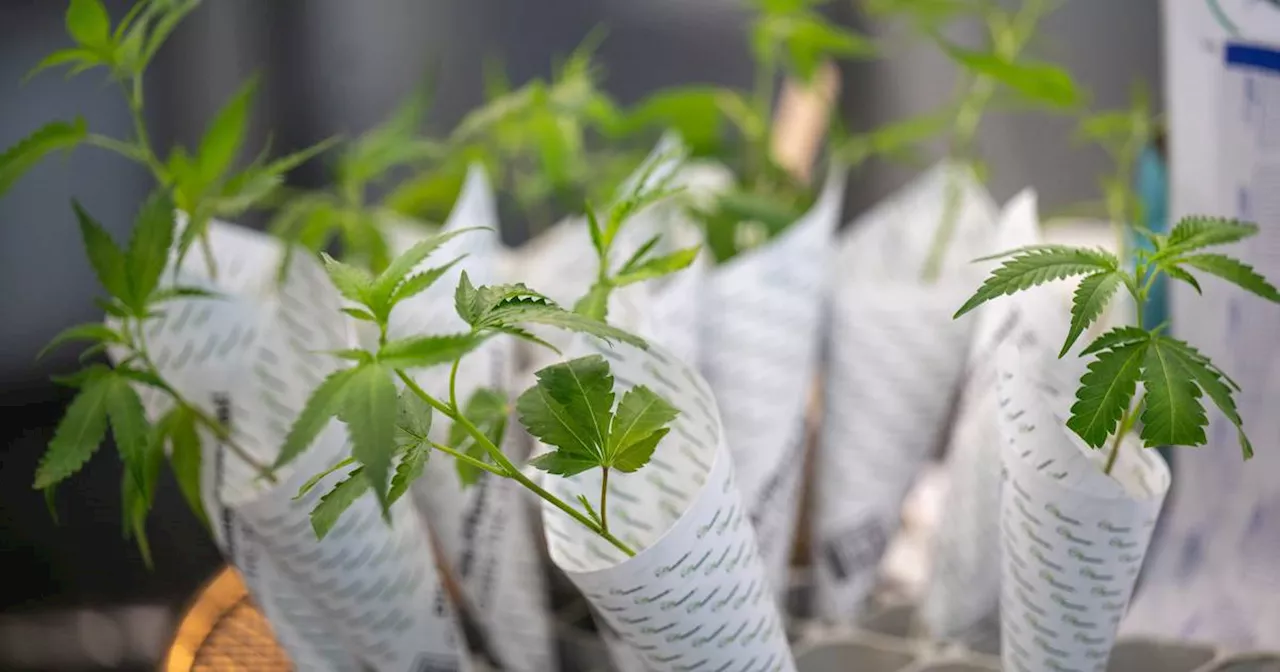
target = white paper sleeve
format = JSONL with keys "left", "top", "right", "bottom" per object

{"left": 131, "top": 221, "right": 471, "bottom": 671}
{"left": 699, "top": 168, "right": 845, "bottom": 599}
{"left": 994, "top": 306, "right": 1170, "bottom": 672}
{"left": 539, "top": 340, "right": 796, "bottom": 672}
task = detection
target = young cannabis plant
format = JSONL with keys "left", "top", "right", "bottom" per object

{"left": 271, "top": 90, "right": 444, "bottom": 274}
{"left": 575, "top": 151, "right": 700, "bottom": 320}
{"left": 35, "top": 193, "right": 277, "bottom": 565}
{"left": 623, "top": 0, "right": 874, "bottom": 262}
{"left": 955, "top": 217, "right": 1280, "bottom": 474}
{"left": 8, "top": 0, "right": 327, "bottom": 564}
{"left": 387, "top": 32, "right": 638, "bottom": 235}
{"left": 283, "top": 175, "right": 689, "bottom": 554}
{"left": 849, "top": 0, "right": 1082, "bottom": 281}
{"left": 2, "top": 0, "right": 331, "bottom": 275}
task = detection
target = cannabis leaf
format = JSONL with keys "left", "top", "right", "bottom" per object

{"left": 311, "top": 468, "right": 370, "bottom": 538}
{"left": 945, "top": 46, "right": 1082, "bottom": 109}
{"left": 454, "top": 271, "right": 647, "bottom": 349}
{"left": 33, "top": 371, "right": 114, "bottom": 489}
{"left": 0, "top": 118, "right": 87, "bottom": 198}
{"left": 449, "top": 388, "right": 508, "bottom": 486}
{"left": 1066, "top": 334, "right": 1147, "bottom": 447}
{"left": 342, "top": 364, "right": 399, "bottom": 516}
{"left": 518, "top": 355, "right": 678, "bottom": 477}
{"left": 954, "top": 246, "right": 1119, "bottom": 318}
{"left": 1172, "top": 254, "right": 1280, "bottom": 303}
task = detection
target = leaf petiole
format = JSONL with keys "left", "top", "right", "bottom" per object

{"left": 396, "top": 368, "right": 636, "bottom": 556}
{"left": 429, "top": 440, "right": 507, "bottom": 478}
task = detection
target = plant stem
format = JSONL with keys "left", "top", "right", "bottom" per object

{"left": 1104, "top": 404, "right": 1136, "bottom": 475}
{"left": 599, "top": 466, "right": 610, "bottom": 534}
{"left": 122, "top": 75, "right": 168, "bottom": 182}
{"left": 429, "top": 441, "right": 506, "bottom": 477}
{"left": 396, "top": 370, "right": 637, "bottom": 556}
{"left": 449, "top": 356, "right": 462, "bottom": 412}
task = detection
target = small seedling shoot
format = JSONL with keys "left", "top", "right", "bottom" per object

{"left": 955, "top": 217, "right": 1280, "bottom": 474}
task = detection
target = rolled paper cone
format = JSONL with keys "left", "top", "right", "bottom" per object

{"left": 132, "top": 221, "right": 471, "bottom": 670}
{"left": 699, "top": 167, "right": 846, "bottom": 600}
{"left": 921, "top": 190, "right": 1044, "bottom": 639}
{"left": 385, "top": 165, "right": 559, "bottom": 672}
{"left": 811, "top": 164, "right": 997, "bottom": 621}
{"left": 995, "top": 337, "right": 1170, "bottom": 672}
{"left": 540, "top": 339, "right": 796, "bottom": 672}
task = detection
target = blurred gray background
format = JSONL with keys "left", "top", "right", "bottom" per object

{"left": 0, "top": 0, "right": 1158, "bottom": 669}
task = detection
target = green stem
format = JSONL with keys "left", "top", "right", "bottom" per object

{"left": 429, "top": 440, "right": 507, "bottom": 477}
{"left": 396, "top": 370, "right": 636, "bottom": 556}
{"left": 600, "top": 466, "right": 610, "bottom": 534}
{"left": 449, "top": 356, "right": 462, "bottom": 413}
{"left": 85, "top": 134, "right": 148, "bottom": 165}
{"left": 123, "top": 76, "right": 168, "bottom": 182}
{"left": 1105, "top": 402, "right": 1138, "bottom": 476}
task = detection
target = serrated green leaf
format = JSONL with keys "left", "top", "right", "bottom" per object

{"left": 378, "top": 333, "right": 486, "bottom": 370}
{"left": 275, "top": 367, "right": 357, "bottom": 468}
{"left": 517, "top": 385, "right": 595, "bottom": 465}
{"left": 535, "top": 356, "right": 614, "bottom": 450}
{"left": 74, "top": 200, "right": 130, "bottom": 304}
{"left": 616, "top": 247, "right": 699, "bottom": 286}
{"left": 607, "top": 386, "right": 677, "bottom": 450}
{"left": 576, "top": 493, "right": 602, "bottom": 526}
{"left": 340, "top": 307, "right": 377, "bottom": 322}
{"left": 618, "top": 235, "right": 662, "bottom": 275}
{"left": 480, "top": 300, "right": 646, "bottom": 348}
{"left": 330, "top": 349, "right": 374, "bottom": 364}
{"left": 105, "top": 375, "right": 151, "bottom": 496}
{"left": 122, "top": 469, "right": 153, "bottom": 568}
{"left": 1174, "top": 254, "right": 1280, "bottom": 303}
{"left": 25, "top": 48, "right": 100, "bottom": 81}
{"left": 34, "top": 374, "right": 113, "bottom": 489}
{"left": 450, "top": 388, "right": 508, "bottom": 487}
{"left": 126, "top": 191, "right": 176, "bottom": 309}
{"left": 1155, "top": 336, "right": 1252, "bottom": 458}
{"left": 341, "top": 364, "right": 398, "bottom": 514}
{"left": 310, "top": 467, "right": 370, "bottom": 539}
{"left": 388, "top": 256, "right": 465, "bottom": 307}
{"left": 955, "top": 246, "right": 1118, "bottom": 317}
{"left": 613, "top": 427, "right": 668, "bottom": 472}
{"left": 295, "top": 456, "right": 356, "bottom": 499}
{"left": 1140, "top": 337, "right": 1208, "bottom": 447}
{"left": 389, "top": 445, "right": 429, "bottom": 504}
{"left": 166, "top": 406, "right": 207, "bottom": 527}
{"left": 66, "top": 0, "right": 111, "bottom": 49}
{"left": 395, "top": 390, "right": 433, "bottom": 444}
{"left": 1066, "top": 340, "right": 1148, "bottom": 447}
{"left": 947, "top": 47, "right": 1081, "bottom": 108}
{"left": 37, "top": 323, "right": 123, "bottom": 360}
{"left": 586, "top": 206, "right": 606, "bottom": 260}
{"left": 1079, "top": 326, "right": 1151, "bottom": 357}
{"left": 1162, "top": 216, "right": 1258, "bottom": 255}
{"left": 320, "top": 253, "right": 374, "bottom": 306}
{"left": 1163, "top": 264, "right": 1202, "bottom": 294}
{"left": 371, "top": 228, "right": 483, "bottom": 313}
{"left": 115, "top": 366, "right": 171, "bottom": 392}
{"left": 454, "top": 271, "right": 480, "bottom": 324}
{"left": 199, "top": 76, "right": 258, "bottom": 185}
{"left": 527, "top": 450, "right": 599, "bottom": 477}
{"left": 1061, "top": 271, "right": 1124, "bottom": 357}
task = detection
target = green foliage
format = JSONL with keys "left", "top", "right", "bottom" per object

{"left": 957, "top": 216, "right": 1279, "bottom": 465}
{"left": 575, "top": 151, "right": 699, "bottom": 320}
{"left": 518, "top": 355, "right": 678, "bottom": 477}
{"left": 449, "top": 388, "right": 508, "bottom": 486}
{"left": 0, "top": 118, "right": 87, "bottom": 198}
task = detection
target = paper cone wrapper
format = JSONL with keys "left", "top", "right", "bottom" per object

{"left": 920, "top": 190, "right": 1042, "bottom": 638}
{"left": 384, "top": 166, "right": 558, "bottom": 672}
{"left": 699, "top": 168, "right": 845, "bottom": 598}
{"left": 539, "top": 340, "right": 796, "bottom": 672}
{"left": 127, "top": 221, "right": 471, "bottom": 670}
{"left": 995, "top": 335, "right": 1170, "bottom": 672}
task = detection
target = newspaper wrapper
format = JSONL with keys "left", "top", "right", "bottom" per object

{"left": 919, "top": 190, "right": 1042, "bottom": 640}
{"left": 996, "top": 323, "right": 1171, "bottom": 672}
{"left": 539, "top": 339, "right": 796, "bottom": 672}
{"left": 132, "top": 221, "right": 470, "bottom": 670}
{"left": 813, "top": 163, "right": 997, "bottom": 621}
{"left": 700, "top": 168, "right": 845, "bottom": 599}
{"left": 383, "top": 166, "right": 558, "bottom": 672}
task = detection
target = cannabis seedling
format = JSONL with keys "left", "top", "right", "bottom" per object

{"left": 848, "top": 0, "right": 1082, "bottom": 281}
{"left": 623, "top": 0, "right": 874, "bottom": 261}
{"left": 5, "top": 0, "right": 327, "bottom": 562}
{"left": 955, "top": 217, "right": 1280, "bottom": 474}
{"left": 284, "top": 171, "right": 690, "bottom": 555}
